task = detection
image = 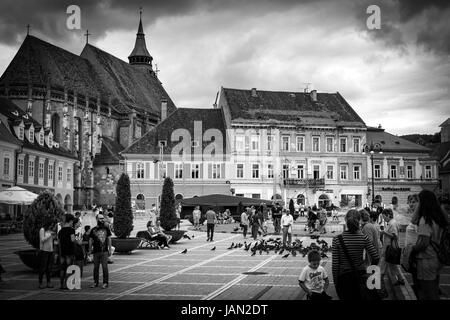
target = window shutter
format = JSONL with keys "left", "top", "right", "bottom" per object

{"left": 208, "top": 163, "right": 212, "bottom": 179}
{"left": 221, "top": 163, "right": 225, "bottom": 179}
{"left": 167, "top": 163, "right": 174, "bottom": 178}
{"left": 131, "top": 162, "right": 136, "bottom": 179}
{"left": 145, "top": 162, "right": 150, "bottom": 179}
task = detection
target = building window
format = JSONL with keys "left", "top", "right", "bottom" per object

{"left": 282, "top": 136, "right": 290, "bottom": 151}
{"left": 326, "top": 137, "right": 333, "bottom": 152}
{"left": 374, "top": 164, "right": 381, "bottom": 178}
{"left": 18, "top": 126, "right": 24, "bottom": 140}
{"left": 174, "top": 163, "right": 183, "bottom": 179}
{"left": 161, "top": 163, "right": 167, "bottom": 178}
{"left": 48, "top": 163, "right": 54, "bottom": 181}
{"left": 268, "top": 164, "right": 274, "bottom": 178}
{"left": 296, "top": 136, "right": 304, "bottom": 152}
{"left": 353, "top": 138, "right": 360, "bottom": 153}
{"left": 58, "top": 166, "right": 63, "bottom": 182}
{"left": 38, "top": 162, "right": 44, "bottom": 179}
{"left": 267, "top": 135, "right": 274, "bottom": 151}
{"left": 340, "top": 138, "right": 347, "bottom": 152}
{"left": 39, "top": 132, "right": 44, "bottom": 145}
{"left": 252, "top": 164, "right": 259, "bottom": 179}
{"left": 3, "top": 157, "right": 10, "bottom": 176}
{"left": 251, "top": 135, "right": 259, "bottom": 151}
{"left": 406, "top": 165, "right": 413, "bottom": 179}
{"left": 283, "top": 164, "right": 290, "bottom": 179}
{"left": 236, "top": 164, "right": 244, "bottom": 178}
{"left": 340, "top": 165, "right": 348, "bottom": 180}
{"left": 48, "top": 134, "right": 53, "bottom": 147}
{"left": 235, "top": 136, "right": 245, "bottom": 151}
{"left": 191, "top": 164, "right": 200, "bottom": 179}
{"left": 326, "top": 165, "right": 334, "bottom": 180}
{"left": 425, "top": 165, "right": 432, "bottom": 179}
{"left": 136, "top": 162, "right": 145, "bottom": 179}
{"left": 67, "top": 168, "right": 71, "bottom": 183}
{"left": 18, "top": 158, "right": 24, "bottom": 176}
{"left": 29, "top": 160, "right": 35, "bottom": 178}
{"left": 312, "top": 137, "right": 320, "bottom": 152}
{"left": 390, "top": 165, "right": 397, "bottom": 179}
{"left": 29, "top": 127, "right": 34, "bottom": 143}
{"left": 212, "top": 164, "right": 221, "bottom": 179}
{"left": 313, "top": 165, "right": 320, "bottom": 179}
{"left": 297, "top": 164, "right": 304, "bottom": 179}
{"left": 353, "top": 165, "right": 361, "bottom": 180}
{"left": 252, "top": 194, "right": 261, "bottom": 199}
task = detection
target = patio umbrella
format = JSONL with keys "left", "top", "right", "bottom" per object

{"left": 0, "top": 186, "right": 39, "bottom": 205}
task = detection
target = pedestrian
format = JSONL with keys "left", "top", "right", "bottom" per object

{"left": 176, "top": 203, "right": 182, "bottom": 230}
{"left": 257, "top": 207, "right": 266, "bottom": 236}
{"left": 205, "top": 207, "right": 217, "bottom": 242}
{"left": 318, "top": 209, "right": 328, "bottom": 234}
{"left": 360, "top": 209, "right": 381, "bottom": 266}
{"left": 402, "top": 195, "right": 420, "bottom": 296}
{"left": 379, "top": 208, "right": 405, "bottom": 286}
{"left": 240, "top": 208, "right": 250, "bottom": 238}
{"left": 298, "top": 250, "right": 332, "bottom": 300}
{"left": 272, "top": 203, "right": 282, "bottom": 234}
{"left": 74, "top": 211, "right": 83, "bottom": 238}
{"left": 82, "top": 225, "right": 92, "bottom": 263}
{"left": 88, "top": 214, "right": 112, "bottom": 289}
{"left": 193, "top": 206, "right": 201, "bottom": 230}
{"left": 281, "top": 209, "right": 293, "bottom": 247}
{"left": 57, "top": 214, "right": 77, "bottom": 290}
{"left": 332, "top": 210, "right": 380, "bottom": 300}
{"left": 411, "top": 190, "right": 449, "bottom": 300}
{"left": 307, "top": 209, "right": 318, "bottom": 233}
{"left": 38, "top": 217, "right": 56, "bottom": 289}
{"left": 73, "top": 218, "right": 86, "bottom": 278}
{"left": 251, "top": 209, "right": 261, "bottom": 240}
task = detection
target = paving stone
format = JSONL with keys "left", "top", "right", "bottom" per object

{"left": 134, "top": 283, "right": 222, "bottom": 296}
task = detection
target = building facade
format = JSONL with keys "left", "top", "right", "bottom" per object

{"left": 432, "top": 118, "right": 450, "bottom": 201}
{"left": 0, "top": 15, "right": 176, "bottom": 209}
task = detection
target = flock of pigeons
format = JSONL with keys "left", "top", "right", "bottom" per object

{"left": 179, "top": 235, "right": 332, "bottom": 259}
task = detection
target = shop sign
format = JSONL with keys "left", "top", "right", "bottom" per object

{"left": 381, "top": 187, "right": 411, "bottom": 192}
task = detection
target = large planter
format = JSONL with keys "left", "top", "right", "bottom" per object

{"left": 111, "top": 237, "right": 141, "bottom": 254}
{"left": 15, "top": 249, "right": 59, "bottom": 275}
{"left": 163, "top": 230, "right": 186, "bottom": 244}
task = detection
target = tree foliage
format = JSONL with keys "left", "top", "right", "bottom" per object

{"left": 114, "top": 173, "right": 133, "bottom": 239}
{"left": 23, "top": 191, "right": 64, "bottom": 249}
{"left": 160, "top": 177, "right": 177, "bottom": 231}
{"left": 289, "top": 198, "right": 295, "bottom": 215}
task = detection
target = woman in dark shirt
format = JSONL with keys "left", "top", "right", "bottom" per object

{"left": 332, "top": 210, "right": 380, "bottom": 300}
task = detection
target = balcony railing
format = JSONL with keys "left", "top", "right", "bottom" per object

{"left": 283, "top": 178, "right": 325, "bottom": 187}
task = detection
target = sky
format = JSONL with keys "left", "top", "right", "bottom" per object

{"left": 0, "top": 0, "right": 449, "bottom": 135}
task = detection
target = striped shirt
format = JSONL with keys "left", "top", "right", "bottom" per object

{"left": 332, "top": 231, "right": 380, "bottom": 282}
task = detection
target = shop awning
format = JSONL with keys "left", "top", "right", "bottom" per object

{"left": 181, "top": 194, "right": 273, "bottom": 208}
{"left": 0, "top": 186, "right": 39, "bottom": 205}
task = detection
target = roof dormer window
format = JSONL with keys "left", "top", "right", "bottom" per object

{"left": 29, "top": 127, "right": 34, "bottom": 143}
{"left": 18, "top": 126, "right": 24, "bottom": 140}
{"left": 39, "top": 131, "right": 44, "bottom": 146}
{"left": 48, "top": 134, "right": 53, "bottom": 148}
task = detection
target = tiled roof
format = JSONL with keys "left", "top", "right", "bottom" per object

{"left": 122, "top": 108, "right": 227, "bottom": 156}
{"left": 0, "top": 35, "right": 176, "bottom": 117}
{"left": 221, "top": 88, "right": 365, "bottom": 127}
{"left": 0, "top": 97, "right": 76, "bottom": 159}
{"left": 366, "top": 127, "right": 432, "bottom": 154}
{"left": 93, "top": 136, "right": 124, "bottom": 165}
{"left": 431, "top": 141, "right": 450, "bottom": 173}
{"left": 0, "top": 120, "right": 20, "bottom": 146}
{"left": 439, "top": 118, "right": 450, "bottom": 127}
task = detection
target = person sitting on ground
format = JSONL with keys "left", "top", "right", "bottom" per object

{"left": 146, "top": 220, "right": 171, "bottom": 249}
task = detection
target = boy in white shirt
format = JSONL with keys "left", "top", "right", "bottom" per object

{"left": 298, "top": 250, "right": 332, "bottom": 300}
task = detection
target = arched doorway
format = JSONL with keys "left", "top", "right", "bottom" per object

{"left": 375, "top": 195, "right": 382, "bottom": 203}
{"left": 318, "top": 194, "right": 330, "bottom": 208}
{"left": 297, "top": 194, "right": 305, "bottom": 205}
{"left": 56, "top": 193, "right": 63, "bottom": 206}
{"left": 136, "top": 194, "right": 145, "bottom": 211}
{"left": 64, "top": 194, "right": 72, "bottom": 214}
{"left": 392, "top": 196, "right": 398, "bottom": 205}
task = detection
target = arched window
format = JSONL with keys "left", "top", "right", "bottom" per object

{"left": 318, "top": 194, "right": 330, "bottom": 208}
{"left": 51, "top": 113, "right": 61, "bottom": 142}
{"left": 297, "top": 194, "right": 305, "bottom": 205}
{"left": 375, "top": 195, "right": 382, "bottom": 203}
{"left": 392, "top": 196, "right": 398, "bottom": 205}
{"left": 175, "top": 194, "right": 184, "bottom": 201}
{"left": 136, "top": 194, "right": 145, "bottom": 210}
{"left": 106, "top": 167, "right": 110, "bottom": 175}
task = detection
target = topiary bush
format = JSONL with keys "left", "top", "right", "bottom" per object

{"left": 289, "top": 199, "right": 295, "bottom": 215}
{"left": 160, "top": 177, "right": 177, "bottom": 231}
{"left": 113, "top": 173, "right": 133, "bottom": 239}
{"left": 23, "top": 191, "right": 64, "bottom": 250}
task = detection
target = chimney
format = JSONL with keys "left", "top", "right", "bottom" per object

{"left": 251, "top": 88, "right": 257, "bottom": 98}
{"left": 310, "top": 90, "right": 317, "bottom": 102}
{"left": 161, "top": 99, "right": 168, "bottom": 121}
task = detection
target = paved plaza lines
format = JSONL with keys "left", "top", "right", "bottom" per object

{"left": 0, "top": 222, "right": 338, "bottom": 300}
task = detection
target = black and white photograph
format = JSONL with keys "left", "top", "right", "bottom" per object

{"left": 0, "top": 0, "right": 449, "bottom": 309}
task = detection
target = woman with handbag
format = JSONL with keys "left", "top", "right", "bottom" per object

{"left": 380, "top": 208, "right": 405, "bottom": 286}
{"left": 332, "top": 210, "right": 380, "bottom": 300}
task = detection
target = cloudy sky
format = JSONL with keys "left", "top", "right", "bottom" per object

{"left": 0, "top": 0, "right": 449, "bottom": 135}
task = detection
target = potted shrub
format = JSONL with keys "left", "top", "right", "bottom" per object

{"left": 111, "top": 173, "right": 141, "bottom": 253}
{"left": 15, "top": 190, "right": 64, "bottom": 272}
{"left": 160, "top": 177, "right": 185, "bottom": 243}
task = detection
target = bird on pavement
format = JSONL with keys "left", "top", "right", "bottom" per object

{"left": 183, "top": 234, "right": 191, "bottom": 240}
{"left": 282, "top": 253, "right": 290, "bottom": 258}
{"left": 227, "top": 242, "right": 235, "bottom": 249}
{"left": 211, "top": 246, "right": 216, "bottom": 251}
{"left": 181, "top": 249, "right": 187, "bottom": 254}
{"left": 279, "top": 248, "right": 284, "bottom": 255}
{"left": 251, "top": 250, "right": 256, "bottom": 256}
{"left": 233, "top": 227, "right": 239, "bottom": 232}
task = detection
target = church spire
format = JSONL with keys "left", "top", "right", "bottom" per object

{"left": 128, "top": 9, "right": 153, "bottom": 68}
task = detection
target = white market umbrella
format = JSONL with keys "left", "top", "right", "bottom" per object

{"left": 0, "top": 186, "right": 38, "bottom": 205}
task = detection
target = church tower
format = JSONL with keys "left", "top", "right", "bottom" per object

{"left": 128, "top": 10, "right": 153, "bottom": 73}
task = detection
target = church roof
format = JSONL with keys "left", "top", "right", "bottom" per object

{"left": 366, "top": 127, "right": 432, "bottom": 154}
{"left": 220, "top": 88, "right": 365, "bottom": 127}
{"left": 93, "top": 136, "right": 124, "bottom": 165}
{"left": 122, "top": 108, "right": 227, "bottom": 156}
{"left": 0, "top": 35, "right": 176, "bottom": 118}
{"left": 128, "top": 17, "right": 152, "bottom": 59}
{"left": 0, "top": 120, "right": 20, "bottom": 146}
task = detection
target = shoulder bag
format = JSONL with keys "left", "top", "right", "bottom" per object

{"left": 385, "top": 235, "right": 401, "bottom": 265}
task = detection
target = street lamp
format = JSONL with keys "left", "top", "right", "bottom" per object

{"left": 362, "top": 141, "right": 383, "bottom": 206}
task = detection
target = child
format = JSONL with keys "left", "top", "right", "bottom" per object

{"left": 298, "top": 250, "right": 332, "bottom": 300}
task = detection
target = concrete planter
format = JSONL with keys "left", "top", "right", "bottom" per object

{"left": 111, "top": 237, "right": 141, "bottom": 254}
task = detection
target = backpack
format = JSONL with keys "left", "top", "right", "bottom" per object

{"left": 430, "top": 225, "right": 450, "bottom": 266}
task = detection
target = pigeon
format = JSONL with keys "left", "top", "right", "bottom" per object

{"left": 282, "top": 253, "right": 290, "bottom": 258}
{"left": 321, "top": 253, "right": 328, "bottom": 259}
{"left": 227, "top": 242, "right": 235, "bottom": 249}
{"left": 279, "top": 249, "right": 284, "bottom": 255}
{"left": 244, "top": 244, "right": 251, "bottom": 251}
{"left": 233, "top": 227, "right": 239, "bottom": 232}
{"left": 181, "top": 249, "right": 187, "bottom": 254}
{"left": 291, "top": 250, "right": 297, "bottom": 257}
{"left": 183, "top": 234, "right": 191, "bottom": 240}
{"left": 331, "top": 231, "right": 336, "bottom": 233}
{"left": 251, "top": 250, "right": 256, "bottom": 256}
{"left": 192, "top": 234, "right": 195, "bottom": 238}
{"left": 211, "top": 246, "right": 216, "bottom": 251}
